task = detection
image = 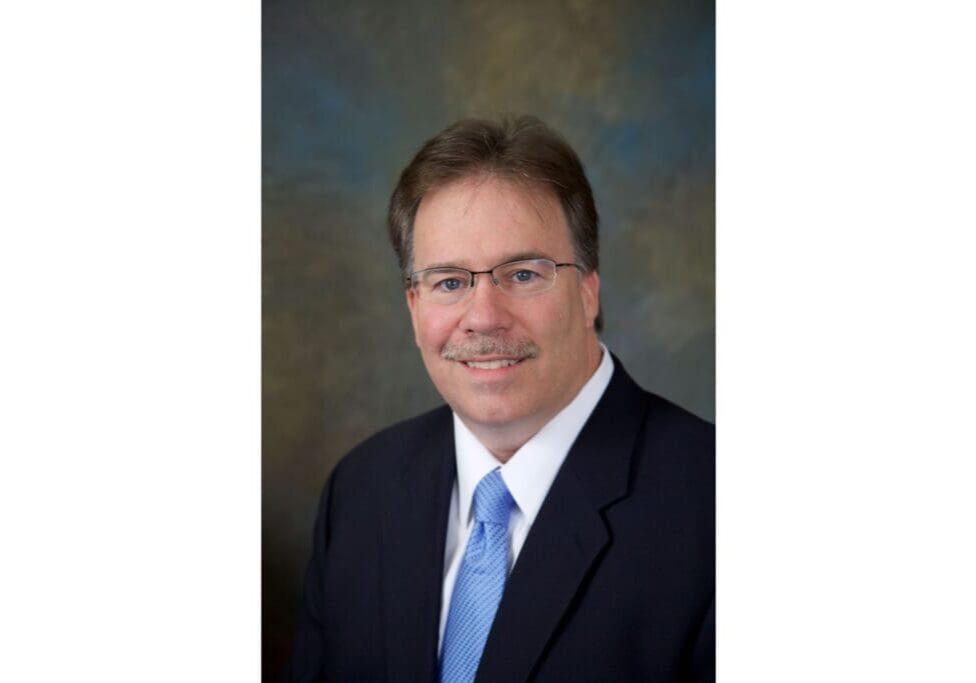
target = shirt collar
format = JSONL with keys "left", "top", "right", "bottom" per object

{"left": 453, "top": 344, "right": 615, "bottom": 528}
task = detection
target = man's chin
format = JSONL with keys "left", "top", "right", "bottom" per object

{"left": 452, "top": 399, "right": 533, "bottom": 429}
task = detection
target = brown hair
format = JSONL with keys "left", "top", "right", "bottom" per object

{"left": 387, "top": 115, "right": 602, "bottom": 330}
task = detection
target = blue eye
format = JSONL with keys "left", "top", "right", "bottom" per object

{"left": 511, "top": 270, "right": 537, "bottom": 284}
{"left": 435, "top": 278, "right": 464, "bottom": 292}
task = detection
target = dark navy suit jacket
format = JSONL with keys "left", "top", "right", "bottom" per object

{"left": 289, "top": 360, "right": 715, "bottom": 682}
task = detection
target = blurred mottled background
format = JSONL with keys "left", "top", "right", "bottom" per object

{"left": 263, "top": 0, "right": 713, "bottom": 677}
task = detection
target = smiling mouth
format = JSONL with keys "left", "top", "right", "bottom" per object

{"left": 461, "top": 358, "right": 523, "bottom": 370}
{"left": 442, "top": 336, "right": 540, "bottom": 368}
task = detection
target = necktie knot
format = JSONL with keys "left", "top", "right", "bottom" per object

{"left": 472, "top": 470, "right": 514, "bottom": 527}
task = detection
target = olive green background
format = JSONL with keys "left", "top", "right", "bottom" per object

{"left": 263, "top": 0, "right": 714, "bottom": 677}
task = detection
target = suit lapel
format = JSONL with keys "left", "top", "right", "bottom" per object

{"left": 381, "top": 408, "right": 456, "bottom": 683}
{"left": 476, "top": 361, "right": 650, "bottom": 682}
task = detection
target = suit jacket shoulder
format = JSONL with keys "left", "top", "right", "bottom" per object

{"left": 290, "top": 404, "right": 457, "bottom": 683}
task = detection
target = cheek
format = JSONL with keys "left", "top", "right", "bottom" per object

{"left": 414, "top": 310, "right": 457, "bottom": 351}
{"left": 529, "top": 293, "right": 579, "bottom": 335}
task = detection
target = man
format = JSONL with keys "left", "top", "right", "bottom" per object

{"left": 289, "top": 116, "right": 714, "bottom": 682}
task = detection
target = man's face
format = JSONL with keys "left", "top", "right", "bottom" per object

{"left": 406, "top": 176, "right": 601, "bottom": 436}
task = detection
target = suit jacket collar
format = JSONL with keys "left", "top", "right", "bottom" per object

{"left": 477, "top": 358, "right": 649, "bottom": 681}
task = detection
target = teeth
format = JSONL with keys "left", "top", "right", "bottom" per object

{"left": 464, "top": 359, "right": 519, "bottom": 370}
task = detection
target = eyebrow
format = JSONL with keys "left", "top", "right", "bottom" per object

{"left": 418, "top": 252, "right": 555, "bottom": 271}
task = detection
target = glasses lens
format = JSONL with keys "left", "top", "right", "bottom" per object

{"left": 416, "top": 268, "right": 472, "bottom": 303}
{"left": 493, "top": 259, "right": 557, "bottom": 297}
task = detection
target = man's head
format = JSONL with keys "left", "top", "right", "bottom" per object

{"left": 388, "top": 116, "right": 602, "bottom": 332}
{"left": 388, "top": 117, "right": 604, "bottom": 456}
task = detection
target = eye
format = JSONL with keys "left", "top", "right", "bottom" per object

{"left": 434, "top": 277, "right": 465, "bottom": 292}
{"left": 509, "top": 269, "right": 539, "bottom": 284}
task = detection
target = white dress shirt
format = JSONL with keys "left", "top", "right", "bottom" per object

{"left": 437, "top": 345, "right": 615, "bottom": 649}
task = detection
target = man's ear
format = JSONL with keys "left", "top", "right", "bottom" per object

{"left": 405, "top": 288, "right": 421, "bottom": 348}
{"left": 579, "top": 269, "right": 601, "bottom": 329}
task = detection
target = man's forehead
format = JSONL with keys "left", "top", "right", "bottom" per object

{"left": 412, "top": 176, "right": 572, "bottom": 267}
{"left": 417, "top": 175, "right": 561, "bottom": 225}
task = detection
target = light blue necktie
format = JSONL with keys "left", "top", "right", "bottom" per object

{"left": 439, "top": 469, "right": 515, "bottom": 683}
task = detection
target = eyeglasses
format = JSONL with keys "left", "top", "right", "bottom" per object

{"left": 406, "top": 258, "right": 584, "bottom": 305}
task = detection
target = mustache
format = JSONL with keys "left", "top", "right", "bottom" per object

{"left": 441, "top": 336, "right": 540, "bottom": 361}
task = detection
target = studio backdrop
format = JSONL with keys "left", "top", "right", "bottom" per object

{"left": 263, "top": 0, "right": 714, "bottom": 677}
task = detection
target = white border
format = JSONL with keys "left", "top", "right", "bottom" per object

{"left": 718, "top": 2, "right": 976, "bottom": 680}
{"left": 0, "top": 2, "right": 261, "bottom": 680}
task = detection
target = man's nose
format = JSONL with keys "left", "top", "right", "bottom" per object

{"left": 459, "top": 274, "right": 513, "bottom": 334}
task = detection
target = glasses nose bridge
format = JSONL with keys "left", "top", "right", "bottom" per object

{"left": 461, "top": 267, "right": 508, "bottom": 308}
{"left": 459, "top": 266, "right": 513, "bottom": 331}
{"left": 469, "top": 267, "right": 502, "bottom": 292}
